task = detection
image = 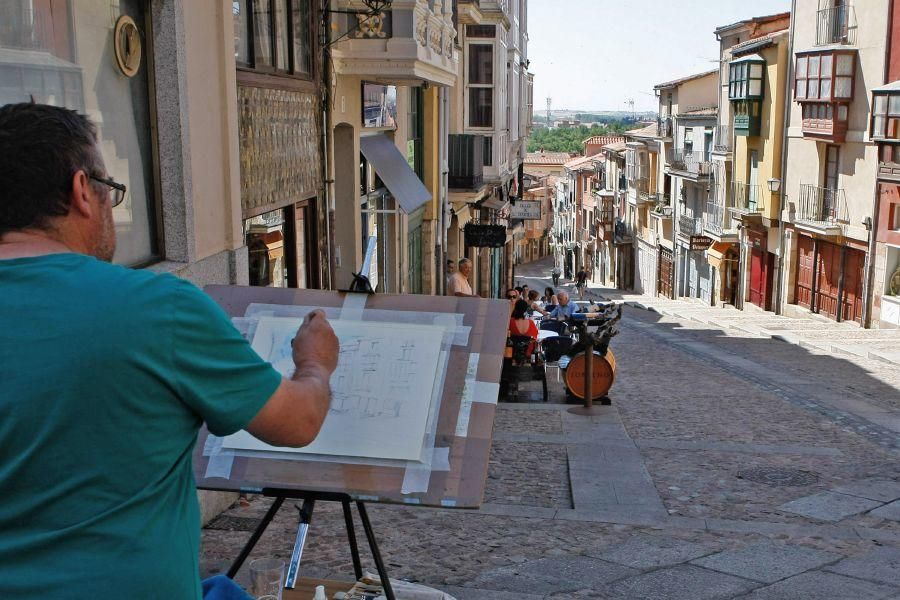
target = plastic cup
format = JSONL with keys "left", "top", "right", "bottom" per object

{"left": 249, "top": 558, "right": 285, "bottom": 600}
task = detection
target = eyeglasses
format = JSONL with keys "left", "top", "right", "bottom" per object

{"left": 90, "top": 174, "right": 127, "bottom": 208}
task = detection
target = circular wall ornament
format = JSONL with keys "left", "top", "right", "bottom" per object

{"left": 114, "top": 15, "right": 142, "bottom": 78}
{"left": 890, "top": 266, "right": 900, "bottom": 296}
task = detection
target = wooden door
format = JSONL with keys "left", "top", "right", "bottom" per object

{"left": 840, "top": 247, "right": 865, "bottom": 324}
{"left": 658, "top": 247, "right": 674, "bottom": 299}
{"left": 815, "top": 240, "right": 842, "bottom": 319}
{"left": 795, "top": 234, "right": 815, "bottom": 309}
{"left": 749, "top": 246, "right": 766, "bottom": 309}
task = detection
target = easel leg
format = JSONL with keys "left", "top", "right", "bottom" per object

{"left": 342, "top": 500, "right": 364, "bottom": 580}
{"left": 285, "top": 499, "right": 316, "bottom": 588}
{"left": 357, "top": 501, "right": 395, "bottom": 600}
{"left": 227, "top": 496, "right": 285, "bottom": 578}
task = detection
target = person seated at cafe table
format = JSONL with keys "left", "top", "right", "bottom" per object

{"left": 543, "top": 287, "right": 559, "bottom": 306}
{"left": 507, "top": 299, "right": 539, "bottom": 361}
{"left": 526, "top": 289, "right": 544, "bottom": 315}
{"left": 506, "top": 288, "right": 519, "bottom": 316}
{"left": 533, "top": 291, "right": 604, "bottom": 320}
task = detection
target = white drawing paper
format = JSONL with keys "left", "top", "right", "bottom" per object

{"left": 222, "top": 316, "right": 444, "bottom": 461}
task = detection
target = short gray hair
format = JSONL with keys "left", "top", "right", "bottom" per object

{"left": 458, "top": 258, "right": 471, "bottom": 267}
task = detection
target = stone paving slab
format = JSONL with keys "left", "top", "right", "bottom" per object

{"left": 870, "top": 500, "right": 900, "bottom": 522}
{"left": 603, "top": 564, "right": 759, "bottom": 600}
{"left": 831, "top": 478, "right": 900, "bottom": 503}
{"left": 779, "top": 491, "right": 885, "bottom": 522}
{"left": 825, "top": 546, "right": 900, "bottom": 586}
{"left": 690, "top": 541, "right": 841, "bottom": 583}
{"left": 745, "top": 571, "right": 900, "bottom": 599}
{"left": 438, "top": 585, "right": 543, "bottom": 600}
{"left": 585, "top": 534, "right": 716, "bottom": 569}
{"left": 635, "top": 438, "right": 844, "bottom": 457}
{"left": 472, "top": 556, "right": 637, "bottom": 595}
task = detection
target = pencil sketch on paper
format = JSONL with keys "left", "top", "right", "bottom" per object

{"left": 222, "top": 316, "right": 445, "bottom": 461}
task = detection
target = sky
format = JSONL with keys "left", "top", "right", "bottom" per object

{"left": 529, "top": 0, "right": 792, "bottom": 113}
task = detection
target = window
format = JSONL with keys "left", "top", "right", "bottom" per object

{"left": 483, "top": 136, "right": 493, "bottom": 167}
{"left": 872, "top": 92, "right": 900, "bottom": 140}
{"left": 234, "top": 0, "right": 313, "bottom": 77}
{"left": 466, "top": 24, "right": 496, "bottom": 38}
{"left": 468, "top": 43, "right": 493, "bottom": 128}
{"left": 795, "top": 51, "right": 855, "bottom": 102}
{"left": 683, "top": 128, "right": 694, "bottom": 155}
{"left": 362, "top": 82, "right": 397, "bottom": 128}
{"left": 728, "top": 58, "right": 764, "bottom": 99}
{"left": 407, "top": 87, "right": 423, "bottom": 178}
{"left": 0, "top": 1, "right": 159, "bottom": 265}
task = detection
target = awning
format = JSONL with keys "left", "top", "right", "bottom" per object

{"left": 706, "top": 241, "right": 734, "bottom": 269}
{"left": 482, "top": 197, "right": 509, "bottom": 211}
{"left": 451, "top": 202, "right": 472, "bottom": 227}
{"left": 359, "top": 134, "right": 431, "bottom": 213}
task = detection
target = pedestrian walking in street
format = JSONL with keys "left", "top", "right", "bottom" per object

{"left": 0, "top": 103, "right": 340, "bottom": 598}
{"left": 551, "top": 264, "right": 561, "bottom": 287}
{"left": 575, "top": 267, "right": 588, "bottom": 300}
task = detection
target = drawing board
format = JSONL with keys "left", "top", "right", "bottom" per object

{"left": 193, "top": 286, "right": 508, "bottom": 508}
{"left": 222, "top": 316, "right": 444, "bottom": 461}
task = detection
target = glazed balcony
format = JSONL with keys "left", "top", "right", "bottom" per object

{"left": 332, "top": 0, "right": 457, "bottom": 86}
{"left": 657, "top": 116, "right": 673, "bottom": 139}
{"left": 795, "top": 184, "right": 848, "bottom": 235}
{"left": 448, "top": 134, "right": 485, "bottom": 190}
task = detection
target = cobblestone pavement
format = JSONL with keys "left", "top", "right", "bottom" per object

{"left": 201, "top": 258, "right": 900, "bottom": 599}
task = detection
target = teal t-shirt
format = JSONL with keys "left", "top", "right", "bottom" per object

{"left": 0, "top": 253, "right": 282, "bottom": 599}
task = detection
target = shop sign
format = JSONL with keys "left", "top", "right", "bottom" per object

{"left": 510, "top": 201, "right": 542, "bottom": 220}
{"left": 464, "top": 223, "right": 507, "bottom": 248}
{"left": 689, "top": 235, "right": 714, "bottom": 251}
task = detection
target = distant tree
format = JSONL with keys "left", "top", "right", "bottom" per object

{"left": 526, "top": 120, "right": 634, "bottom": 154}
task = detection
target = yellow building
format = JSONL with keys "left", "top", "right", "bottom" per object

{"left": 707, "top": 13, "right": 791, "bottom": 310}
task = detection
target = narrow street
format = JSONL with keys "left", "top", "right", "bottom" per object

{"left": 203, "top": 259, "right": 900, "bottom": 599}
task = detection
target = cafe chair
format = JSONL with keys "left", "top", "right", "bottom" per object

{"left": 500, "top": 335, "right": 548, "bottom": 403}
{"left": 539, "top": 320, "right": 568, "bottom": 336}
{"left": 540, "top": 335, "right": 574, "bottom": 382}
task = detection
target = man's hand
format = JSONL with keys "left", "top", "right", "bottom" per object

{"left": 292, "top": 309, "right": 339, "bottom": 378}
{"left": 247, "top": 310, "right": 339, "bottom": 448}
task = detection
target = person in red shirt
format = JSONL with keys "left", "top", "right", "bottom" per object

{"left": 508, "top": 299, "right": 539, "bottom": 360}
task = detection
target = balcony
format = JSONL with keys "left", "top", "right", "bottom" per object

{"left": 666, "top": 150, "right": 712, "bottom": 180}
{"left": 678, "top": 214, "right": 703, "bottom": 237}
{"left": 703, "top": 201, "right": 738, "bottom": 242}
{"left": 657, "top": 116, "right": 673, "bottom": 139}
{"left": 795, "top": 184, "right": 848, "bottom": 235}
{"left": 729, "top": 182, "right": 763, "bottom": 215}
{"left": 449, "top": 134, "right": 485, "bottom": 190}
{"left": 713, "top": 124, "right": 732, "bottom": 154}
{"left": 650, "top": 195, "right": 673, "bottom": 220}
{"left": 815, "top": 4, "right": 857, "bottom": 47}
{"left": 332, "top": 0, "right": 457, "bottom": 86}
{"left": 596, "top": 194, "right": 616, "bottom": 225}
{"left": 613, "top": 219, "right": 633, "bottom": 245}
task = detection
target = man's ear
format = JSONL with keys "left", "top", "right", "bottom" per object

{"left": 68, "top": 170, "right": 94, "bottom": 220}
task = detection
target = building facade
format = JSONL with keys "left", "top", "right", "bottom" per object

{"left": 781, "top": 0, "right": 888, "bottom": 324}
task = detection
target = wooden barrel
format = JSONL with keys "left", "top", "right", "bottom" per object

{"left": 565, "top": 350, "right": 617, "bottom": 400}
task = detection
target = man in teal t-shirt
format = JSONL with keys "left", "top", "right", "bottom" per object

{"left": 0, "top": 104, "right": 339, "bottom": 598}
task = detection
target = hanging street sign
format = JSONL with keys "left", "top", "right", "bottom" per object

{"left": 510, "top": 201, "right": 542, "bottom": 220}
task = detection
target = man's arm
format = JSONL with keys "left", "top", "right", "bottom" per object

{"left": 247, "top": 310, "right": 339, "bottom": 447}
{"left": 449, "top": 275, "right": 479, "bottom": 298}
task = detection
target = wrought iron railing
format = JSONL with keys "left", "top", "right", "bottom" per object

{"left": 714, "top": 124, "right": 732, "bottom": 153}
{"left": 816, "top": 4, "right": 856, "bottom": 46}
{"left": 667, "top": 149, "right": 712, "bottom": 177}
{"left": 704, "top": 201, "right": 728, "bottom": 235}
{"left": 797, "top": 184, "right": 849, "bottom": 224}
{"left": 731, "top": 182, "right": 763, "bottom": 213}
{"left": 679, "top": 214, "right": 703, "bottom": 236}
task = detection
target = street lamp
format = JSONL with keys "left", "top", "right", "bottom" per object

{"left": 767, "top": 178, "right": 781, "bottom": 193}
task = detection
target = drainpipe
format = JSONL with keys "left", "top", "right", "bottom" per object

{"left": 320, "top": 0, "right": 334, "bottom": 289}
{"left": 774, "top": 0, "right": 797, "bottom": 315}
